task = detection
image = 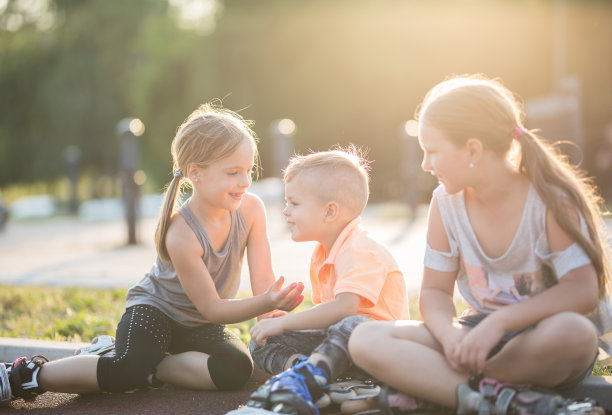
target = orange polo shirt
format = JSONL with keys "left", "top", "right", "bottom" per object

{"left": 309, "top": 217, "right": 409, "bottom": 321}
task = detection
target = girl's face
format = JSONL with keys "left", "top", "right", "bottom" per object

{"left": 418, "top": 123, "right": 471, "bottom": 194}
{"left": 282, "top": 173, "right": 328, "bottom": 243}
{"left": 193, "top": 139, "right": 255, "bottom": 211}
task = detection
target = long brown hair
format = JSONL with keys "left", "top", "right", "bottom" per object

{"left": 417, "top": 75, "right": 611, "bottom": 298}
{"left": 155, "top": 102, "right": 258, "bottom": 263}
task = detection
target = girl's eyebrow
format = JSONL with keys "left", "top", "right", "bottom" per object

{"left": 223, "top": 164, "right": 253, "bottom": 170}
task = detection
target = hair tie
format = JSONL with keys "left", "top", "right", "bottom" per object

{"left": 511, "top": 125, "right": 528, "bottom": 140}
{"left": 173, "top": 169, "right": 183, "bottom": 178}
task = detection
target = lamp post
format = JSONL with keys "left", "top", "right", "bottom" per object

{"left": 400, "top": 120, "right": 420, "bottom": 219}
{"left": 63, "top": 145, "right": 81, "bottom": 214}
{"left": 270, "top": 118, "right": 296, "bottom": 176}
{"left": 117, "top": 117, "right": 145, "bottom": 245}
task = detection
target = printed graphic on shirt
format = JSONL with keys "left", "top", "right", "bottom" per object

{"left": 464, "top": 261, "right": 556, "bottom": 311}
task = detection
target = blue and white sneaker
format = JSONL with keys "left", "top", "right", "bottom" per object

{"left": 244, "top": 360, "right": 330, "bottom": 415}
{"left": 74, "top": 335, "right": 115, "bottom": 357}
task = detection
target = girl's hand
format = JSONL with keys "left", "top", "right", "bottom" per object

{"left": 250, "top": 315, "right": 286, "bottom": 345}
{"left": 453, "top": 316, "right": 505, "bottom": 374}
{"left": 266, "top": 276, "right": 305, "bottom": 311}
{"left": 439, "top": 323, "right": 470, "bottom": 372}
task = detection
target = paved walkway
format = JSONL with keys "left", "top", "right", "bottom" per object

{"left": 0, "top": 201, "right": 428, "bottom": 294}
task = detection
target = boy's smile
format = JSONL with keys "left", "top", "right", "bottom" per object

{"left": 283, "top": 173, "right": 328, "bottom": 243}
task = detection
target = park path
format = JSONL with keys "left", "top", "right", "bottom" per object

{"left": 0, "top": 200, "right": 428, "bottom": 295}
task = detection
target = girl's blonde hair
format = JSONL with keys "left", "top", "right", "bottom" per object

{"left": 283, "top": 145, "right": 371, "bottom": 217}
{"left": 155, "top": 102, "right": 258, "bottom": 263}
{"left": 417, "top": 74, "right": 611, "bottom": 298}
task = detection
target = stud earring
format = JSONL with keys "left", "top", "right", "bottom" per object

{"left": 469, "top": 162, "right": 475, "bottom": 168}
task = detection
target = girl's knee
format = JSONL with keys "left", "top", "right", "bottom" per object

{"left": 546, "top": 313, "right": 597, "bottom": 345}
{"left": 348, "top": 321, "right": 384, "bottom": 361}
{"left": 533, "top": 312, "right": 598, "bottom": 362}
{"left": 558, "top": 313, "right": 598, "bottom": 356}
{"left": 208, "top": 349, "right": 253, "bottom": 390}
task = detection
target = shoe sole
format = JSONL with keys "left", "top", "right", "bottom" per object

{"left": 74, "top": 336, "right": 115, "bottom": 356}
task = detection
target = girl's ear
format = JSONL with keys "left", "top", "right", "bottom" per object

{"left": 466, "top": 138, "right": 484, "bottom": 164}
{"left": 186, "top": 163, "right": 199, "bottom": 182}
{"left": 324, "top": 201, "right": 340, "bottom": 222}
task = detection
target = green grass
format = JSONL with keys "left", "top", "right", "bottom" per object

{"left": 0, "top": 284, "right": 609, "bottom": 375}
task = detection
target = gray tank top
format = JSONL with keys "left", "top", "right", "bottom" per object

{"left": 125, "top": 201, "right": 249, "bottom": 326}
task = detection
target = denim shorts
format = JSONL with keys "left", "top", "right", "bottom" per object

{"left": 458, "top": 313, "right": 597, "bottom": 389}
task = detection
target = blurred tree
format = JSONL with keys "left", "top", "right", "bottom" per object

{"left": 1, "top": 0, "right": 611, "bottom": 204}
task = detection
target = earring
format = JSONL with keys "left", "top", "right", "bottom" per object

{"left": 469, "top": 162, "right": 475, "bottom": 168}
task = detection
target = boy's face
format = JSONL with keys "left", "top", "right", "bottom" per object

{"left": 283, "top": 173, "right": 328, "bottom": 243}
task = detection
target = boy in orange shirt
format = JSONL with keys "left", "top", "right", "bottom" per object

{"left": 236, "top": 147, "right": 409, "bottom": 415}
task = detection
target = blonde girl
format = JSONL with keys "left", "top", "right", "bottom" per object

{"left": 346, "top": 75, "right": 610, "bottom": 415}
{"left": 1, "top": 103, "right": 304, "bottom": 402}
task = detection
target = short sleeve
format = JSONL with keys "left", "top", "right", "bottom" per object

{"left": 535, "top": 211, "right": 592, "bottom": 279}
{"left": 537, "top": 242, "right": 591, "bottom": 279}
{"left": 333, "top": 246, "right": 391, "bottom": 308}
{"left": 424, "top": 242, "right": 459, "bottom": 272}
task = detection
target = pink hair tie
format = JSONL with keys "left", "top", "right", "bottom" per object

{"left": 511, "top": 125, "right": 528, "bottom": 140}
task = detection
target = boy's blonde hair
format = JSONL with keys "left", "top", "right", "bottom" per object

{"left": 417, "top": 74, "right": 611, "bottom": 298}
{"left": 155, "top": 102, "right": 259, "bottom": 263}
{"left": 283, "top": 145, "right": 370, "bottom": 217}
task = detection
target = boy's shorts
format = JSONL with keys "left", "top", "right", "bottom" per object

{"left": 458, "top": 313, "right": 597, "bottom": 389}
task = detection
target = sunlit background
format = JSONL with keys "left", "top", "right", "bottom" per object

{"left": 1, "top": 0, "right": 612, "bottom": 217}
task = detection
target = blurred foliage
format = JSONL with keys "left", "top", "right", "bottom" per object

{"left": 1, "top": 0, "right": 612, "bottom": 202}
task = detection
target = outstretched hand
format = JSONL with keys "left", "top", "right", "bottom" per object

{"left": 266, "top": 276, "right": 304, "bottom": 312}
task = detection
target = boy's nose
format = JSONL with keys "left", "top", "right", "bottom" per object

{"left": 421, "top": 157, "right": 431, "bottom": 172}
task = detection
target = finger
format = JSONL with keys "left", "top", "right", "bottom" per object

{"left": 291, "top": 294, "right": 304, "bottom": 309}
{"left": 278, "top": 282, "right": 298, "bottom": 297}
{"left": 273, "top": 276, "right": 285, "bottom": 290}
{"left": 476, "top": 349, "right": 488, "bottom": 373}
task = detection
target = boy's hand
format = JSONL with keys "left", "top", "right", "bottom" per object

{"left": 267, "top": 276, "right": 305, "bottom": 311}
{"left": 257, "top": 310, "right": 286, "bottom": 321}
{"left": 250, "top": 315, "right": 286, "bottom": 345}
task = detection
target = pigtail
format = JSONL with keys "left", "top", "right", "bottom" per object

{"left": 155, "top": 172, "right": 183, "bottom": 263}
{"left": 517, "top": 131, "right": 611, "bottom": 298}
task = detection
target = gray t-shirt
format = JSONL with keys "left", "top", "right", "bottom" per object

{"left": 424, "top": 184, "right": 593, "bottom": 314}
{"left": 125, "top": 201, "right": 249, "bottom": 327}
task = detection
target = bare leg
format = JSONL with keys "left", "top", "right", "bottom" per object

{"left": 485, "top": 312, "right": 598, "bottom": 386}
{"left": 38, "top": 355, "right": 100, "bottom": 393}
{"left": 155, "top": 351, "right": 215, "bottom": 390}
{"left": 348, "top": 320, "right": 467, "bottom": 409}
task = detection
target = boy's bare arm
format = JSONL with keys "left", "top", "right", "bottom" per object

{"left": 250, "top": 292, "right": 360, "bottom": 346}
